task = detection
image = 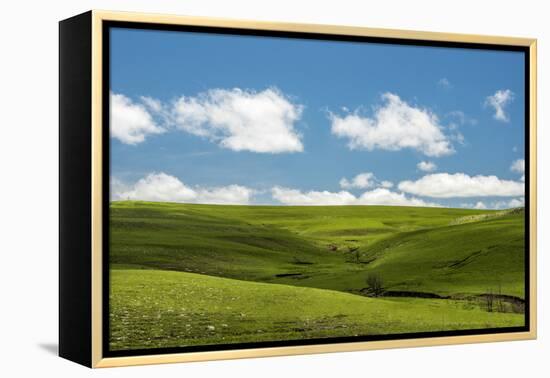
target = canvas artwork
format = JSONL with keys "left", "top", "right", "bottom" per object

{"left": 107, "top": 26, "right": 528, "bottom": 355}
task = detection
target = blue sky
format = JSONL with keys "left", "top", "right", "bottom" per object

{"left": 110, "top": 27, "right": 526, "bottom": 209}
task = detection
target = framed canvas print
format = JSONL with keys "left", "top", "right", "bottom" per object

{"left": 59, "top": 10, "right": 537, "bottom": 368}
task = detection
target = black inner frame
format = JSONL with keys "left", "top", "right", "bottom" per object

{"left": 101, "top": 20, "right": 531, "bottom": 358}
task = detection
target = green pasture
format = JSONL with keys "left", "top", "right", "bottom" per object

{"left": 110, "top": 269, "right": 523, "bottom": 350}
{"left": 108, "top": 201, "right": 526, "bottom": 351}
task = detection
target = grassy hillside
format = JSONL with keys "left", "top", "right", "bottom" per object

{"left": 110, "top": 201, "right": 525, "bottom": 298}
{"left": 110, "top": 269, "right": 523, "bottom": 351}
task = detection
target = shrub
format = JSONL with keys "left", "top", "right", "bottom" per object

{"left": 366, "top": 273, "right": 384, "bottom": 297}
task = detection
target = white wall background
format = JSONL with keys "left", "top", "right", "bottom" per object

{"left": 0, "top": 0, "right": 547, "bottom": 376}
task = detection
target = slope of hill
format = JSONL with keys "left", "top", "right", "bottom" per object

{"left": 108, "top": 201, "right": 525, "bottom": 351}
{"left": 110, "top": 201, "right": 525, "bottom": 298}
{"left": 110, "top": 269, "right": 523, "bottom": 351}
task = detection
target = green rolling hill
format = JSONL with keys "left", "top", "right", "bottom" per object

{"left": 108, "top": 201, "right": 525, "bottom": 351}
{"left": 110, "top": 269, "right": 523, "bottom": 350}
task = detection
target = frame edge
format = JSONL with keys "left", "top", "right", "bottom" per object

{"left": 528, "top": 39, "right": 537, "bottom": 340}
{"left": 59, "top": 10, "right": 94, "bottom": 368}
{"left": 92, "top": 9, "right": 536, "bottom": 46}
{"left": 94, "top": 331, "right": 536, "bottom": 368}
{"left": 91, "top": 9, "right": 104, "bottom": 369}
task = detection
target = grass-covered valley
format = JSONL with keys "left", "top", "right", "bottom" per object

{"left": 109, "top": 201, "right": 525, "bottom": 351}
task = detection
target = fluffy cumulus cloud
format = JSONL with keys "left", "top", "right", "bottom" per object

{"left": 339, "top": 172, "right": 375, "bottom": 189}
{"left": 511, "top": 159, "right": 525, "bottom": 173}
{"left": 398, "top": 173, "right": 524, "bottom": 198}
{"left": 511, "top": 158, "right": 525, "bottom": 182}
{"left": 110, "top": 177, "right": 130, "bottom": 197}
{"left": 473, "top": 201, "right": 487, "bottom": 209}
{"left": 110, "top": 93, "right": 165, "bottom": 144}
{"left": 329, "top": 93, "right": 454, "bottom": 157}
{"left": 171, "top": 87, "right": 304, "bottom": 153}
{"left": 272, "top": 187, "right": 356, "bottom": 206}
{"left": 111, "top": 172, "right": 254, "bottom": 205}
{"left": 271, "top": 186, "right": 438, "bottom": 207}
{"left": 461, "top": 197, "right": 524, "bottom": 210}
{"left": 417, "top": 161, "right": 437, "bottom": 172}
{"left": 357, "top": 188, "right": 438, "bottom": 207}
{"left": 339, "top": 172, "right": 393, "bottom": 190}
{"left": 110, "top": 88, "right": 304, "bottom": 153}
{"left": 506, "top": 197, "right": 525, "bottom": 208}
{"left": 485, "top": 89, "right": 514, "bottom": 122}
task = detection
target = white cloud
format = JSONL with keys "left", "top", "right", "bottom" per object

{"left": 111, "top": 88, "right": 303, "bottom": 153}
{"left": 507, "top": 197, "right": 525, "bottom": 208}
{"left": 171, "top": 87, "right": 304, "bottom": 153}
{"left": 485, "top": 89, "right": 514, "bottom": 122}
{"left": 398, "top": 173, "right": 524, "bottom": 198}
{"left": 437, "top": 78, "right": 452, "bottom": 89}
{"left": 492, "top": 197, "right": 525, "bottom": 209}
{"left": 196, "top": 185, "right": 256, "bottom": 205}
{"left": 474, "top": 201, "right": 487, "bottom": 209}
{"left": 110, "top": 93, "right": 165, "bottom": 145}
{"left": 339, "top": 172, "right": 394, "bottom": 190}
{"left": 140, "top": 96, "right": 164, "bottom": 113}
{"left": 339, "top": 172, "right": 376, "bottom": 189}
{"left": 461, "top": 197, "right": 524, "bottom": 210}
{"left": 111, "top": 172, "right": 254, "bottom": 205}
{"left": 510, "top": 159, "right": 525, "bottom": 182}
{"left": 417, "top": 161, "right": 437, "bottom": 172}
{"left": 272, "top": 187, "right": 356, "bottom": 206}
{"left": 271, "top": 186, "right": 438, "bottom": 207}
{"left": 110, "top": 177, "right": 130, "bottom": 196}
{"left": 510, "top": 158, "right": 525, "bottom": 173}
{"left": 460, "top": 201, "right": 487, "bottom": 210}
{"left": 330, "top": 93, "right": 454, "bottom": 157}
{"left": 357, "top": 188, "right": 439, "bottom": 207}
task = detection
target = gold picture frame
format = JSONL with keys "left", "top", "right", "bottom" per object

{"left": 59, "top": 10, "right": 537, "bottom": 368}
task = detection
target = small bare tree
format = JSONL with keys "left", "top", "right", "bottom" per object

{"left": 366, "top": 273, "right": 384, "bottom": 297}
{"left": 485, "top": 289, "right": 494, "bottom": 312}
{"left": 496, "top": 282, "right": 505, "bottom": 313}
